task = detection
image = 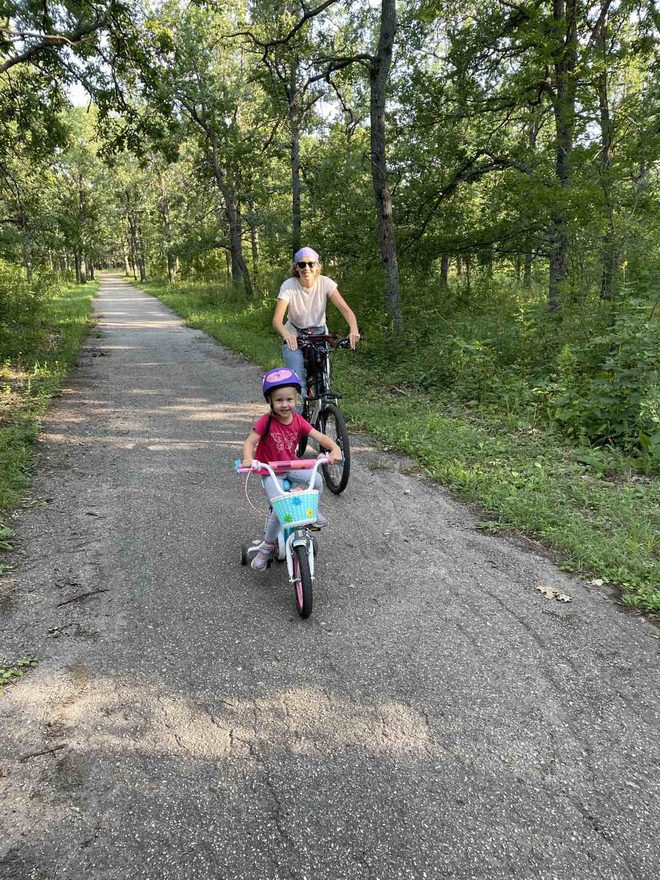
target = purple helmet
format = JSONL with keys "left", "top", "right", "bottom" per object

{"left": 262, "top": 367, "right": 302, "bottom": 398}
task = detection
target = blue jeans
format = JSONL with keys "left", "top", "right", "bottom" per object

{"left": 282, "top": 342, "right": 306, "bottom": 400}
{"left": 282, "top": 325, "right": 326, "bottom": 409}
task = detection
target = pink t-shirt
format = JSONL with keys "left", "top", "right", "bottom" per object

{"left": 253, "top": 412, "right": 313, "bottom": 463}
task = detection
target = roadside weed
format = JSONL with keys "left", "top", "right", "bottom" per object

{"left": 0, "top": 657, "right": 38, "bottom": 693}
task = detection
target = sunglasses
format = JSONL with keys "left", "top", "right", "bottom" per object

{"left": 296, "top": 261, "right": 317, "bottom": 269}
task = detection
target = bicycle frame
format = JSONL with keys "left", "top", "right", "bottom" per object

{"left": 295, "top": 334, "right": 352, "bottom": 494}
{"left": 236, "top": 456, "right": 327, "bottom": 584}
{"left": 298, "top": 333, "right": 349, "bottom": 419}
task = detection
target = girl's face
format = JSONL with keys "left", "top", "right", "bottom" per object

{"left": 269, "top": 386, "right": 298, "bottom": 421}
{"left": 296, "top": 259, "right": 319, "bottom": 287}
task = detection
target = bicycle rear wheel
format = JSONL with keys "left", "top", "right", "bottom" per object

{"left": 316, "top": 402, "right": 350, "bottom": 494}
{"left": 292, "top": 545, "right": 313, "bottom": 618}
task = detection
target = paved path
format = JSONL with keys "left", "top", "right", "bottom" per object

{"left": 1, "top": 275, "right": 659, "bottom": 880}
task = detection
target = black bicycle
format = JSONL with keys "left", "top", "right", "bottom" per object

{"left": 297, "top": 333, "right": 351, "bottom": 494}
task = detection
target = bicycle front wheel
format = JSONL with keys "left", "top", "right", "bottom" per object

{"left": 292, "top": 545, "right": 313, "bottom": 619}
{"left": 317, "top": 403, "right": 350, "bottom": 494}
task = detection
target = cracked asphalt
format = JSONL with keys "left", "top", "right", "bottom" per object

{"left": 1, "top": 274, "right": 659, "bottom": 880}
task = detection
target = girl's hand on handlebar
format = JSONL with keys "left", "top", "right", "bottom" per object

{"left": 326, "top": 447, "right": 341, "bottom": 464}
{"left": 242, "top": 458, "right": 255, "bottom": 469}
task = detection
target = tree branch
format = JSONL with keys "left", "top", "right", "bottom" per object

{"left": 0, "top": 19, "right": 106, "bottom": 74}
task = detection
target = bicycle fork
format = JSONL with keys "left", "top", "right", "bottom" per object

{"left": 285, "top": 530, "right": 315, "bottom": 582}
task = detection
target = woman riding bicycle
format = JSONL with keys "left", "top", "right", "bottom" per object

{"left": 273, "top": 247, "right": 360, "bottom": 403}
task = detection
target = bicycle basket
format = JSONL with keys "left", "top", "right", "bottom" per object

{"left": 272, "top": 490, "right": 319, "bottom": 527}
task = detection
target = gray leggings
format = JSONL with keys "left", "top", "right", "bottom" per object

{"left": 262, "top": 469, "right": 323, "bottom": 543}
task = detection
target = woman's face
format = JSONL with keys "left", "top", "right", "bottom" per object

{"left": 296, "top": 258, "right": 319, "bottom": 287}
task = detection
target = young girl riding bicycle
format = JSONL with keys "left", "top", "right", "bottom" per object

{"left": 241, "top": 367, "right": 341, "bottom": 571}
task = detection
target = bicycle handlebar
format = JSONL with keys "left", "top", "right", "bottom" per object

{"left": 296, "top": 333, "right": 352, "bottom": 351}
{"left": 234, "top": 455, "right": 331, "bottom": 475}
{"left": 235, "top": 456, "right": 332, "bottom": 495}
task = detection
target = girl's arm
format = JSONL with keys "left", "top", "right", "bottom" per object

{"left": 242, "top": 430, "right": 262, "bottom": 467}
{"left": 273, "top": 299, "right": 298, "bottom": 351}
{"left": 329, "top": 289, "right": 360, "bottom": 349}
{"left": 308, "top": 427, "right": 341, "bottom": 463}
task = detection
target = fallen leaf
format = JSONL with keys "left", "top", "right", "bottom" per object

{"left": 537, "top": 586, "right": 557, "bottom": 600}
{"left": 555, "top": 593, "right": 573, "bottom": 603}
{"left": 590, "top": 578, "right": 604, "bottom": 587}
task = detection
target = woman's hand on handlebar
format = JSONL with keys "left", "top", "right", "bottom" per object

{"left": 347, "top": 331, "right": 360, "bottom": 350}
{"left": 285, "top": 332, "right": 298, "bottom": 351}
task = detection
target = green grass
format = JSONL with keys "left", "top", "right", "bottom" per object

{"left": 144, "top": 278, "right": 659, "bottom": 613}
{"left": 0, "top": 281, "right": 97, "bottom": 518}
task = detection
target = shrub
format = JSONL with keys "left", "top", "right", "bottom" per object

{"left": 0, "top": 264, "right": 60, "bottom": 362}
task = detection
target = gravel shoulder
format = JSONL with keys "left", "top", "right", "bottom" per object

{"left": 1, "top": 275, "right": 659, "bottom": 880}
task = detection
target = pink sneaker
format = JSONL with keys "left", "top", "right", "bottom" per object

{"left": 251, "top": 542, "right": 274, "bottom": 571}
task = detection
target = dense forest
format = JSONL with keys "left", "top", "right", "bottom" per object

{"left": 2, "top": 0, "right": 659, "bottom": 466}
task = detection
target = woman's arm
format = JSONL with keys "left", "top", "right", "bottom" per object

{"left": 329, "top": 289, "right": 360, "bottom": 349}
{"left": 308, "top": 427, "right": 341, "bottom": 463}
{"left": 242, "top": 430, "right": 262, "bottom": 467}
{"left": 273, "top": 299, "right": 298, "bottom": 351}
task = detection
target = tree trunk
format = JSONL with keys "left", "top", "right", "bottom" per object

{"left": 137, "top": 223, "right": 147, "bottom": 283}
{"left": 208, "top": 138, "right": 253, "bottom": 296}
{"left": 159, "top": 176, "right": 176, "bottom": 284}
{"left": 524, "top": 252, "right": 533, "bottom": 289}
{"left": 290, "top": 89, "right": 302, "bottom": 255}
{"left": 247, "top": 197, "right": 259, "bottom": 282}
{"left": 127, "top": 216, "right": 139, "bottom": 280}
{"left": 525, "top": 120, "right": 539, "bottom": 292}
{"left": 370, "top": 0, "right": 402, "bottom": 327}
{"left": 440, "top": 255, "right": 449, "bottom": 288}
{"left": 548, "top": 0, "right": 578, "bottom": 312}
{"left": 22, "top": 229, "right": 33, "bottom": 282}
{"left": 597, "top": 31, "right": 617, "bottom": 300}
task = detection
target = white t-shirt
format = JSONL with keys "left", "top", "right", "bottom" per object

{"left": 277, "top": 275, "right": 338, "bottom": 332}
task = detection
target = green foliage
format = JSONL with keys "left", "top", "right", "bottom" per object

{"left": 533, "top": 299, "right": 660, "bottom": 464}
{"left": 0, "top": 277, "right": 95, "bottom": 512}
{"left": 0, "top": 657, "right": 38, "bottom": 693}
{"left": 0, "top": 262, "right": 55, "bottom": 358}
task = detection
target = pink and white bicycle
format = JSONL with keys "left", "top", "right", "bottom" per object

{"left": 234, "top": 455, "right": 330, "bottom": 619}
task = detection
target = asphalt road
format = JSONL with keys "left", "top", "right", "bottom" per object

{"left": 1, "top": 275, "right": 659, "bottom": 880}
